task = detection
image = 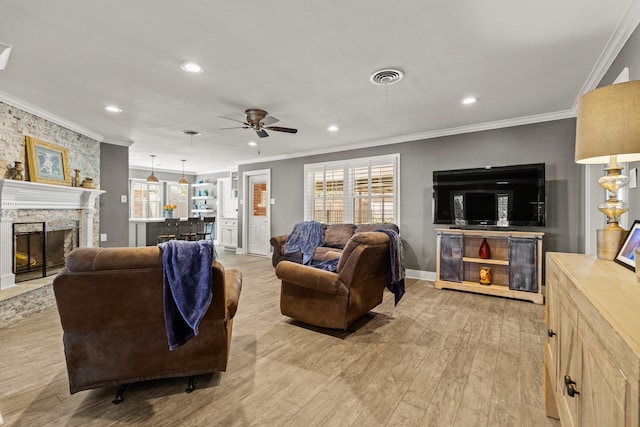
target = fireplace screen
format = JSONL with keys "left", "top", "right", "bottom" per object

{"left": 13, "top": 219, "right": 79, "bottom": 282}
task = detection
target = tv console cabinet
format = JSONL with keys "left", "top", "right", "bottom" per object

{"left": 435, "top": 228, "right": 544, "bottom": 304}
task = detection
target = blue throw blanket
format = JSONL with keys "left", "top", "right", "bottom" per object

{"left": 284, "top": 221, "right": 324, "bottom": 265}
{"left": 312, "top": 257, "right": 340, "bottom": 271}
{"left": 376, "top": 229, "right": 406, "bottom": 305}
{"left": 158, "top": 239, "right": 215, "bottom": 350}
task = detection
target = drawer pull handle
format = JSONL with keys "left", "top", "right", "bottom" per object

{"left": 547, "top": 329, "right": 556, "bottom": 337}
{"left": 564, "top": 375, "right": 580, "bottom": 398}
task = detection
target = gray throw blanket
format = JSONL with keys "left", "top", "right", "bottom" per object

{"left": 284, "top": 221, "right": 324, "bottom": 265}
{"left": 376, "top": 229, "right": 405, "bottom": 305}
{"left": 158, "top": 239, "right": 214, "bottom": 350}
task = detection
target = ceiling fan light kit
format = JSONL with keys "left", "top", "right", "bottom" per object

{"left": 220, "top": 108, "right": 298, "bottom": 139}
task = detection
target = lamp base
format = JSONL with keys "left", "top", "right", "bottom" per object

{"left": 596, "top": 229, "right": 626, "bottom": 260}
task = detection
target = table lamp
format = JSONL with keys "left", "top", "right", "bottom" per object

{"left": 575, "top": 80, "right": 640, "bottom": 259}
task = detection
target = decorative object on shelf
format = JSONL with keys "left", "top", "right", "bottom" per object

{"left": 73, "top": 169, "right": 80, "bottom": 187}
{"left": 163, "top": 204, "right": 177, "bottom": 218}
{"left": 575, "top": 80, "right": 640, "bottom": 260}
{"left": 479, "top": 266, "right": 492, "bottom": 285}
{"left": 479, "top": 238, "right": 491, "bottom": 259}
{"left": 178, "top": 159, "right": 189, "bottom": 185}
{"left": 614, "top": 219, "right": 640, "bottom": 271}
{"left": 8, "top": 160, "right": 24, "bottom": 180}
{"left": 204, "top": 189, "right": 209, "bottom": 196}
{"left": 81, "top": 178, "right": 96, "bottom": 189}
{"left": 25, "top": 136, "right": 71, "bottom": 186}
{"left": 147, "top": 155, "right": 159, "bottom": 183}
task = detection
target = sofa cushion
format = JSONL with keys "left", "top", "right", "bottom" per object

{"left": 313, "top": 246, "right": 343, "bottom": 262}
{"left": 323, "top": 224, "right": 356, "bottom": 248}
{"left": 354, "top": 223, "right": 399, "bottom": 234}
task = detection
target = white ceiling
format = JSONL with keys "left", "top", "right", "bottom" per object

{"left": 1, "top": 1, "right": 639, "bottom": 174}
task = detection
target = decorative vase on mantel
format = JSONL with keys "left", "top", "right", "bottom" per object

{"left": 165, "top": 210, "right": 173, "bottom": 218}
{"left": 9, "top": 161, "right": 24, "bottom": 180}
{"left": 479, "top": 238, "right": 491, "bottom": 259}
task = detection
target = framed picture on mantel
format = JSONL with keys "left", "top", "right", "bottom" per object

{"left": 25, "top": 136, "right": 71, "bottom": 186}
{"left": 615, "top": 220, "right": 640, "bottom": 271}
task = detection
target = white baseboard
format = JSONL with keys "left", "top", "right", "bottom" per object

{"left": 406, "top": 269, "right": 436, "bottom": 281}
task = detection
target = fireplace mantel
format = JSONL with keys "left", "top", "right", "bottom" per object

{"left": 0, "top": 178, "right": 104, "bottom": 289}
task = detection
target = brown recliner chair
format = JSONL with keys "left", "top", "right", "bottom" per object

{"left": 53, "top": 246, "right": 242, "bottom": 402}
{"left": 275, "top": 232, "right": 391, "bottom": 330}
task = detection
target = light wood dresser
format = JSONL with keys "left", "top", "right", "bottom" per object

{"left": 545, "top": 252, "right": 640, "bottom": 426}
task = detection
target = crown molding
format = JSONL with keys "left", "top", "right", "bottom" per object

{"left": 236, "top": 109, "right": 576, "bottom": 166}
{"left": 0, "top": 90, "right": 104, "bottom": 142}
{"left": 573, "top": 0, "right": 640, "bottom": 109}
{"left": 102, "top": 137, "right": 134, "bottom": 147}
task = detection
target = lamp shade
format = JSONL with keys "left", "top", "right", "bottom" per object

{"left": 575, "top": 80, "right": 640, "bottom": 164}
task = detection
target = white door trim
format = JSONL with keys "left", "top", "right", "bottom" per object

{"left": 241, "top": 169, "right": 271, "bottom": 256}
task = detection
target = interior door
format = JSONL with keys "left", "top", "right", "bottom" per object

{"left": 247, "top": 173, "right": 270, "bottom": 256}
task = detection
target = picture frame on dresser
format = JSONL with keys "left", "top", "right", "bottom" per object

{"left": 25, "top": 136, "right": 72, "bottom": 186}
{"left": 614, "top": 219, "right": 640, "bottom": 271}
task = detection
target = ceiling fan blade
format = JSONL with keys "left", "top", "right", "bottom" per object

{"left": 219, "top": 126, "right": 250, "bottom": 130}
{"left": 256, "top": 129, "right": 269, "bottom": 138}
{"left": 261, "top": 115, "right": 279, "bottom": 126}
{"left": 219, "top": 116, "right": 250, "bottom": 126}
{"left": 265, "top": 126, "right": 298, "bottom": 134}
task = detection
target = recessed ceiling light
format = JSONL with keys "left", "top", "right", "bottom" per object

{"left": 180, "top": 62, "right": 204, "bottom": 73}
{"left": 462, "top": 97, "right": 477, "bottom": 105}
{"left": 327, "top": 125, "right": 339, "bottom": 132}
{"left": 105, "top": 105, "right": 122, "bottom": 113}
{"left": 248, "top": 141, "right": 257, "bottom": 147}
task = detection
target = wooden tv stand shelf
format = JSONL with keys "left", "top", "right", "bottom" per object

{"left": 435, "top": 228, "right": 544, "bottom": 304}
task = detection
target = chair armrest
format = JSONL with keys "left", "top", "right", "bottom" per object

{"left": 275, "top": 261, "right": 345, "bottom": 295}
{"left": 224, "top": 268, "right": 242, "bottom": 319}
{"left": 270, "top": 235, "right": 288, "bottom": 247}
{"left": 270, "top": 235, "right": 290, "bottom": 267}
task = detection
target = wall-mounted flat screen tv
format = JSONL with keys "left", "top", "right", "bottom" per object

{"left": 433, "top": 163, "right": 545, "bottom": 227}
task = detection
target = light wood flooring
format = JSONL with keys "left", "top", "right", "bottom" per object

{"left": 0, "top": 252, "right": 559, "bottom": 426}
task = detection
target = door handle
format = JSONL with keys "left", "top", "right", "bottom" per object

{"left": 564, "top": 375, "right": 580, "bottom": 398}
{"left": 548, "top": 329, "right": 556, "bottom": 337}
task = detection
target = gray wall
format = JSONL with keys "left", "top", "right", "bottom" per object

{"left": 99, "top": 143, "right": 129, "bottom": 247}
{"left": 598, "top": 23, "right": 640, "bottom": 218}
{"left": 238, "top": 118, "right": 581, "bottom": 272}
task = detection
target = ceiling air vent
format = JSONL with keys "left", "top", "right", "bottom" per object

{"left": 370, "top": 69, "right": 404, "bottom": 85}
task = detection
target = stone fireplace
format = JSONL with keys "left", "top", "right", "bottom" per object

{"left": 0, "top": 178, "right": 103, "bottom": 290}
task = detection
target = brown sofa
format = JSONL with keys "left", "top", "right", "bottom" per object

{"left": 275, "top": 231, "right": 391, "bottom": 330}
{"left": 52, "top": 246, "right": 242, "bottom": 400}
{"left": 270, "top": 222, "right": 399, "bottom": 267}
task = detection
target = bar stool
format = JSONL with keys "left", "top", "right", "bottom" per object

{"left": 196, "top": 216, "right": 215, "bottom": 241}
{"left": 157, "top": 218, "right": 180, "bottom": 243}
{"left": 180, "top": 217, "right": 199, "bottom": 241}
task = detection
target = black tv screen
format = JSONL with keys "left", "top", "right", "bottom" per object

{"left": 433, "top": 163, "right": 545, "bottom": 227}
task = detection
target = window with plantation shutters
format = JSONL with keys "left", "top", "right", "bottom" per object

{"left": 304, "top": 154, "right": 399, "bottom": 225}
{"left": 130, "top": 180, "right": 163, "bottom": 219}
{"left": 167, "top": 183, "right": 189, "bottom": 218}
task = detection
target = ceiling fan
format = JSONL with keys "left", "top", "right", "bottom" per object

{"left": 219, "top": 109, "right": 298, "bottom": 138}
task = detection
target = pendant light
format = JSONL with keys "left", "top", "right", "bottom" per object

{"left": 147, "top": 154, "right": 159, "bottom": 182}
{"left": 178, "top": 159, "right": 189, "bottom": 184}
